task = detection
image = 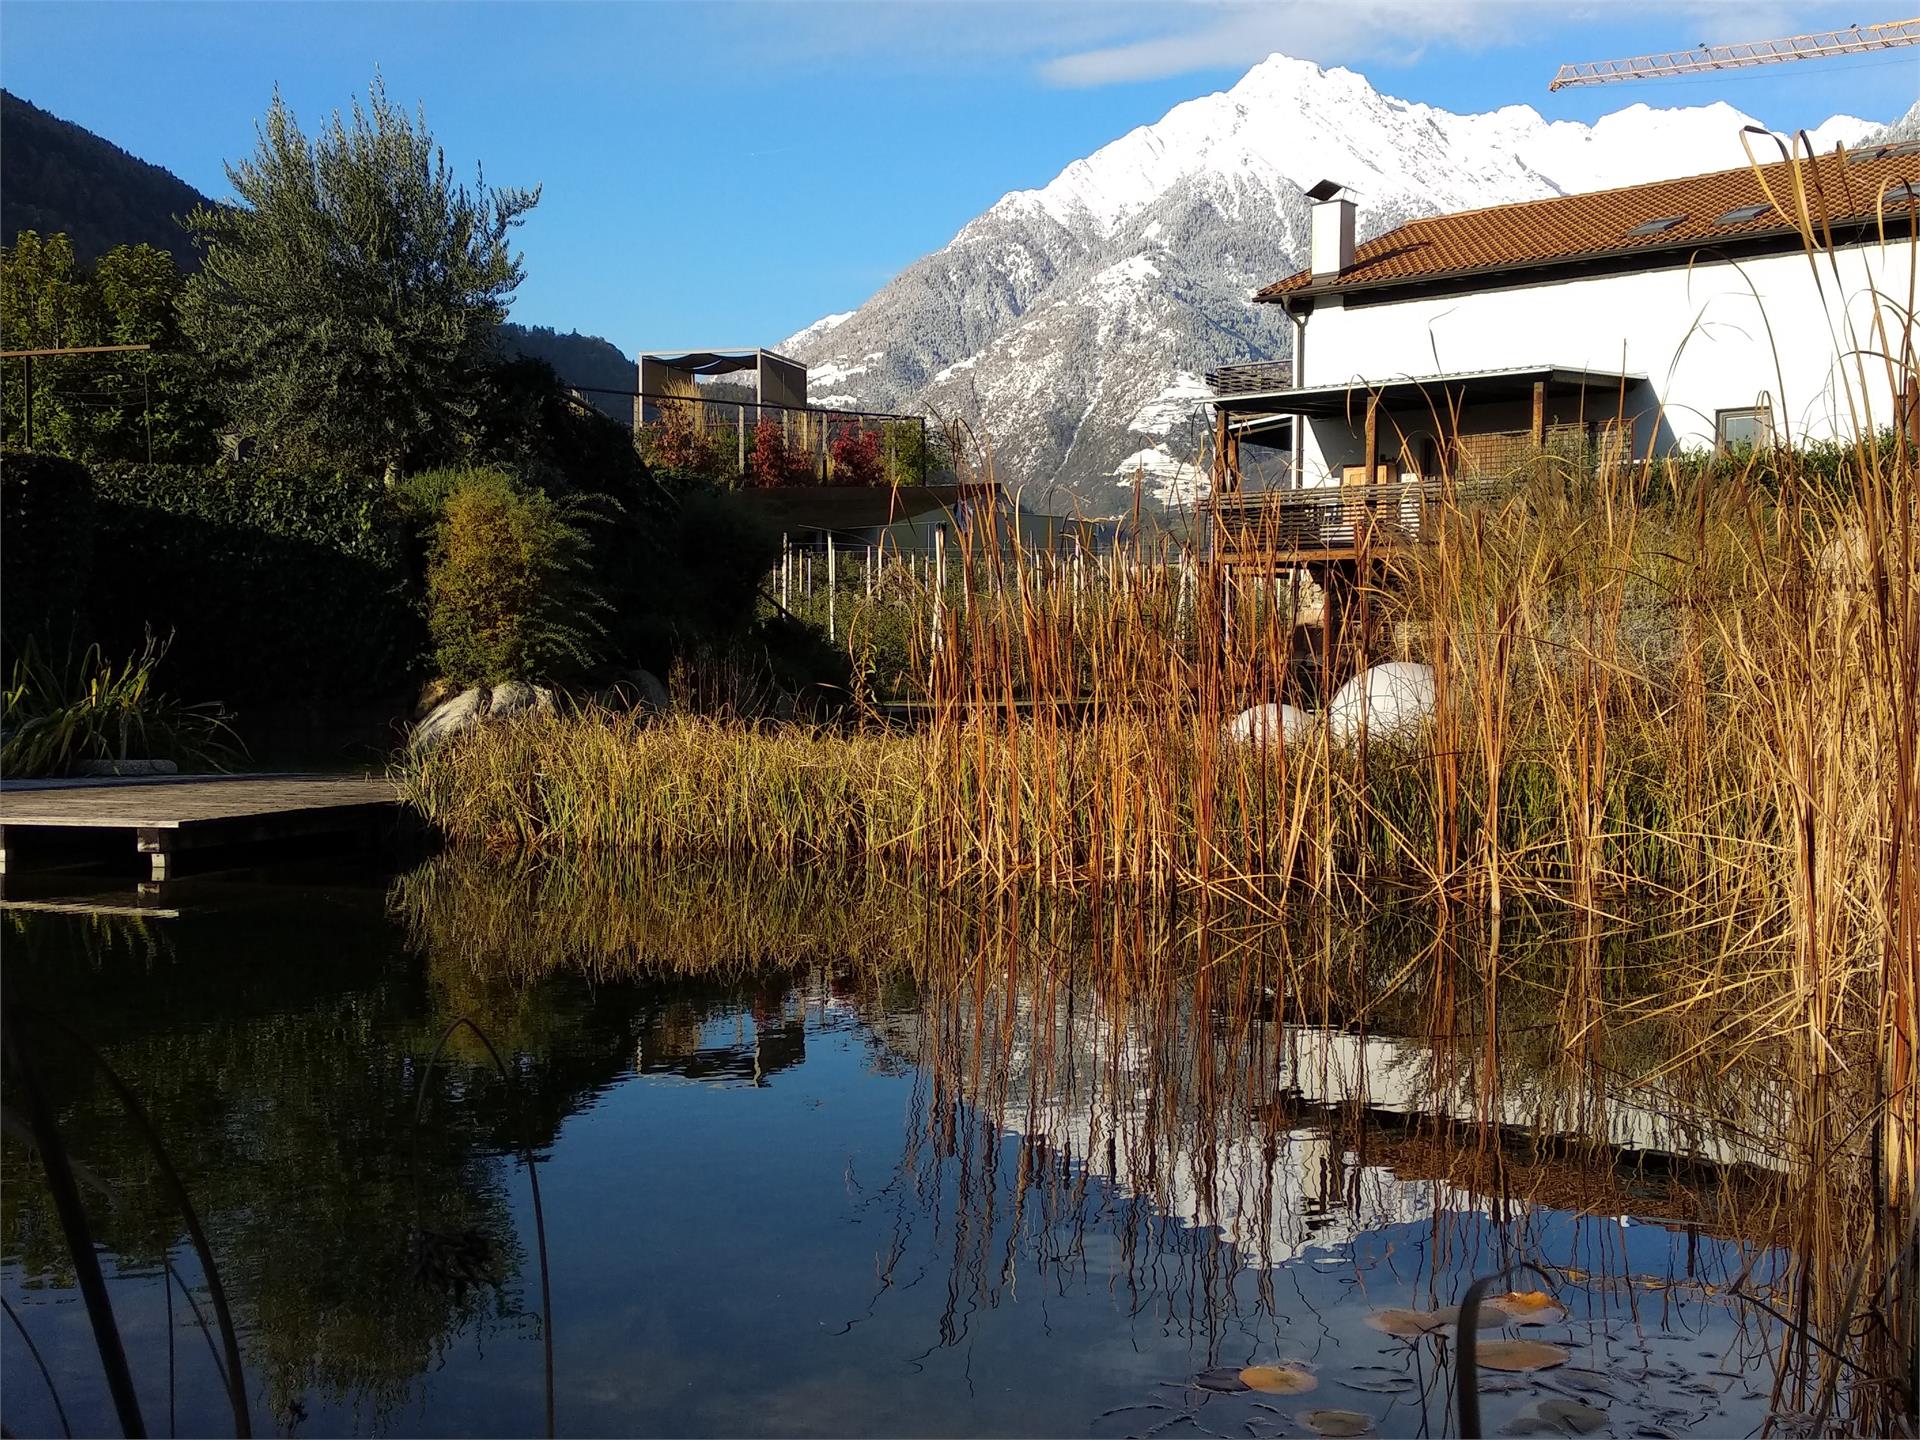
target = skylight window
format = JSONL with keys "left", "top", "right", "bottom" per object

{"left": 1627, "top": 214, "right": 1687, "bottom": 236}
{"left": 1885, "top": 181, "right": 1920, "bottom": 205}
{"left": 1714, "top": 203, "right": 1774, "bottom": 226}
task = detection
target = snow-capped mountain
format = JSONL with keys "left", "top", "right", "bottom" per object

{"left": 784, "top": 54, "right": 1882, "bottom": 513}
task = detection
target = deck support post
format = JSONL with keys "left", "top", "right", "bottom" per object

{"left": 1213, "top": 409, "right": 1235, "bottom": 495}
{"left": 136, "top": 827, "right": 174, "bottom": 882}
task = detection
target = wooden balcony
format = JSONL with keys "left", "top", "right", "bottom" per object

{"left": 1205, "top": 476, "right": 1511, "bottom": 567}
{"left": 1205, "top": 360, "right": 1294, "bottom": 398}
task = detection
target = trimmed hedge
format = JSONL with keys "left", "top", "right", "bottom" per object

{"left": 2, "top": 451, "right": 96, "bottom": 660}
{"left": 87, "top": 462, "right": 423, "bottom": 703}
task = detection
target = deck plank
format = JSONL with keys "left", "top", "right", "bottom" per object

{"left": 0, "top": 774, "right": 400, "bottom": 830}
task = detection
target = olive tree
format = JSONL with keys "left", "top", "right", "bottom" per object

{"left": 180, "top": 78, "right": 539, "bottom": 476}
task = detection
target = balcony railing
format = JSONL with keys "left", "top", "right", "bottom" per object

{"left": 1454, "top": 422, "right": 1615, "bottom": 481}
{"left": 1205, "top": 360, "right": 1294, "bottom": 397}
{"left": 568, "top": 384, "right": 940, "bottom": 487}
{"left": 642, "top": 392, "right": 936, "bottom": 488}
{"left": 1205, "top": 476, "right": 1513, "bottom": 563}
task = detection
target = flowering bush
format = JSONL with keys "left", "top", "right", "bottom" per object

{"left": 829, "top": 427, "right": 885, "bottom": 487}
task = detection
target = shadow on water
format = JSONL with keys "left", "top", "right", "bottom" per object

{"left": 2, "top": 852, "right": 1911, "bottom": 1436}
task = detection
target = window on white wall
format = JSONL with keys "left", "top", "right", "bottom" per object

{"left": 1715, "top": 405, "right": 1774, "bottom": 453}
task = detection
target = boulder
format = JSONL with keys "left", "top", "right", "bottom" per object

{"left": 412, "top": 676, "right": 462, "bottom": 721}
{"left": 1225, "top": 702, "right": 1316, "bottom": 748}
{"left": 412, "top": 687, "right": 488, "bottom": 750}
{"left": 633, "top": 668, "right": 671, "bottom": 713}
{"left": 1326, "top": 661, "right": 1437, "bottom": 743}
{"left": 411, "top": 684, "right": 554, "bottom": 750}
{"left": 486, "top": 681, "right": 555, "bottom": 718}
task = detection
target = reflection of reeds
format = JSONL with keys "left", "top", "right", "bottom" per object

{"left": 389, "top": 850, "right": 934, "bottom": 979}
{"left": 394, "top": 846, "right": 1905, "bottom": 1426}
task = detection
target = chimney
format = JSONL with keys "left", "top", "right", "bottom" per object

{"left": 1307, "top": 179, "right": 1355, "bottom": 278}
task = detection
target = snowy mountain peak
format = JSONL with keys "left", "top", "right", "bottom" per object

{"left": 784, "top": 55, "right": 1891, "bottom": 514}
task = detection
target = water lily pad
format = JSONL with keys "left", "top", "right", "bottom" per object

{"left": 1368, "top": 1303, "right": 1508, "bottom": 1337}
{"left": 1490, "top": 1290, "right": 1568, "bottom": 1326}
{"left": 1300, "top": 1409, "right": 1375, "bottom": 1436}
{"left": 1441, "top": 1304, "right": 1513, "bottom": 1331}
{"left": 1240, "top": 1364, "right": 1318, "bottom": 1394}
{"left": 1364, "top": 1307, "right": 1447, "bottom": 1337}
{"left": 1475, "top": 1339, "right": 1570, "bottom": 1373}
{"left": 1194, "top": 1366, "right": 1251, "bottom": 1392}
{"left": 1506, "top": 1396, "right": 1607, "bottom": 1435}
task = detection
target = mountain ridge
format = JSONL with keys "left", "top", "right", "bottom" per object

{"left": 1, "top": 89, "right": 213, "bottom": 268}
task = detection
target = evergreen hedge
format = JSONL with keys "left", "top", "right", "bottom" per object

{"left": 1, "top": 451, "right": 96, "bottom": 661}
{"left": 85, "top": 462, "right": 422, "bottom": 703}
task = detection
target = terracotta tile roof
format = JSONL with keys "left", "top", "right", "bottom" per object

{"left": 1257, "top": 143, "right": 1920, "bottom": 302}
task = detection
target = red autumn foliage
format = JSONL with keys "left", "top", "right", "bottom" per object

{"left": 644, "top": 400, "right": 711, "bottom": 475}
{"left": 748, "top": 418, "right": 814, "bottom": 487}
{"left": 829, "top": 427, "right": 885, "bottom": 487}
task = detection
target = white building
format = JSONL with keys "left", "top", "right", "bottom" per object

{"left": 1209, "top": 142, "right": 1920, "bottom": 498}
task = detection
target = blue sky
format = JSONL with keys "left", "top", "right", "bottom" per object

{"left": 3, "top": 1, "right": 1913, "bottom": 354}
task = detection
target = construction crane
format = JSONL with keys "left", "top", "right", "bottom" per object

{"left": 1549, "top": 18, "right": 1920, "bottom": 90}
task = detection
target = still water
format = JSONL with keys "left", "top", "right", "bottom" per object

{"left": 3, "top": 858, "right": 1790, "bottom": 1438}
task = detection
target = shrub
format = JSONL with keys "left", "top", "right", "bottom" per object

{"left": 405, "top": 467, "right": 604, "bottom": 685}
{"left": 880, "top": 420, "right": 943, "bottom": 485}
{"left": 637, "top": 398, "right": 738, "bottom": 483}
{"left": 748, "top": 419, "right": 813, "bottom": 488}
{"left": 829, "top": 427, "right": 884, "bottom": 487}
{"left": 1, "top": 451, "right": 95, "bottom": 662}
{"left": 87, "top": 461, "right": 421, "bottom": 704}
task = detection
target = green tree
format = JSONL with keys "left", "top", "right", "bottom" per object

{"left": 179, "top": 78, "right": 539, "bottom": 476}
{"left": 1, "top": 231, "right": 214, "bottom": 461}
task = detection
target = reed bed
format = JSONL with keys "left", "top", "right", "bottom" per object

{"left": 405, "top": 440, "right": 1912, "bottom": 932}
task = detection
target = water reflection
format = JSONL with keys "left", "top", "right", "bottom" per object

{"left": 0, "top": 855, "right": 1878, "bottom": 1436}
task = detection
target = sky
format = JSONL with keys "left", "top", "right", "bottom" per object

{"left": 3, "top": 1, "right": 1914, "bottom": 354}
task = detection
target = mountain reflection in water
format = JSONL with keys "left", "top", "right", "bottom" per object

{"left": 0, "top": 855, "right": 1875, "bottom": 1436}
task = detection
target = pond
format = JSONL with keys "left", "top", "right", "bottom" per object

{"left": 0, "top": 857, "right": 1829, "bottom": 1437}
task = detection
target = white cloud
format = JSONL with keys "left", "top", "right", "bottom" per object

{"left": 1032, "top": 0, "right": 1865, "bottom": 88}
{"left": 1038, "top": 1, "right": 1505, "bottom": 87}
{"left": 724, "top": 0, "right": 1868, "bottom": 91}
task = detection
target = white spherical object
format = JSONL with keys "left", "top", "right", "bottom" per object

{"left": 1326, "top": 661, "right": 1437, "bottom": 743}
{"left": 1225, "top": 702, "right": 1316, "bottom": 748}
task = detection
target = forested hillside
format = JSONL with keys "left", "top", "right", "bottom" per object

{"left": 497, "top": 323, "right": 634, "bottom": 425}
{"left": 1, "top": 90, "right": 210, "bottom": 267}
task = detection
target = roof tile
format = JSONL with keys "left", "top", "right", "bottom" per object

{"left": 1257, "top": 145, "right": 1920, "bottom": 301}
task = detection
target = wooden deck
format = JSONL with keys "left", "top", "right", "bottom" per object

{"left": 0, "top": 773, "right": 402, "bottom": 880}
